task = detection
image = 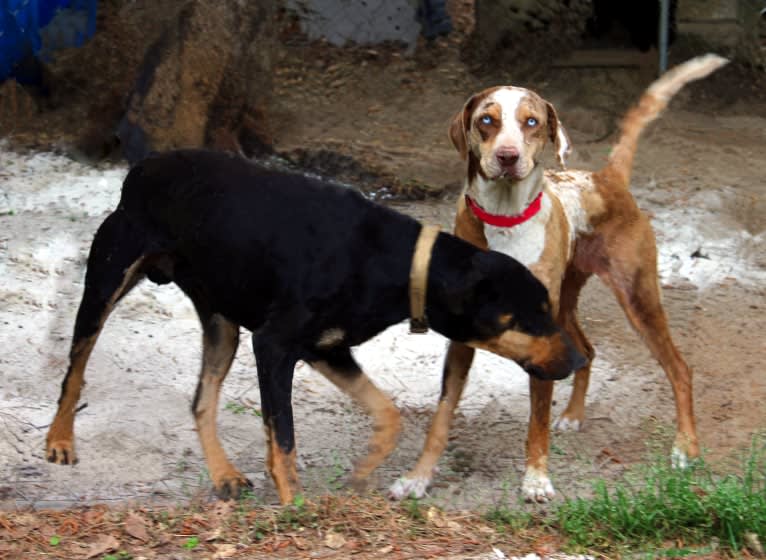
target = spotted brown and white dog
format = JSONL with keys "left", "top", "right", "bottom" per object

{"left": 390, "top": 54, "right": 728, "bottom": 502}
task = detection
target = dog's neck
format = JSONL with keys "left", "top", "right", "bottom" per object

{"left": 467, "top": 164, "right": 544, "bottom": 216}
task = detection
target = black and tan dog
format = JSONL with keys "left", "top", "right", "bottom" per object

{"left": 46, "top": 149, "right": 584, "bottom": 504}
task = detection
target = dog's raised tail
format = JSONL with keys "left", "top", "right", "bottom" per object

{"left": 604, "top": 54, "right": 728, "bottom": 186}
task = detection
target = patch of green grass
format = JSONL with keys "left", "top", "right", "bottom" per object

{"left": 486, "top": 502, "right": 533, "bottom": 533}
{"left": 276, "top": 494, "right": 318, "bottom": 530}
{"left": 556, "top": 434, "right": 766, "bottom": 555}
{"left": 403, "top": 496, "right": 425, "bottom": 522}
{"left": 326, "top": 451, "right": 347, "bottom": 491}
{"left": 485, "top": 480, "right": 532, "bottom": 533}
{"left": 224, "top": 400, "right": 262, "bottom": 417}
{"left": 183, "top": 536, "right": 199, "bottom": 550}
{"left": 102, "top": 552, "right": 133, "bottom": 560}
{"left": 550, "top": 443, "right": 567, "bottom": 456}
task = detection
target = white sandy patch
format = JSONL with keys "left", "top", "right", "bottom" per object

{"left": 0, "top": 143, "right": 759, "bottom": 508}
{"left": 0, "top": 146, "right": 126, "bottom": 216}
{"left": 651, "top": 187, "right": 765, "bottom": 289}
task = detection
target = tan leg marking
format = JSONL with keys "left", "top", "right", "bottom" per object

{"left": 264, "top": 424, "right": 300, "bottom": 505}
{"left": 311, "top": 361, "right": 401, "bottom": 484}
{"left": 46, "top": 259, "right": 145, "bottom": 465}
{"left": 193, "top": 316, "right": 251, "bottom": 500}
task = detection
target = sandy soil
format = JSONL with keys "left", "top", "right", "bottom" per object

{"left": 1, "top": 1, "right": 765, "bottom": 516}
{"left": 2, "top": 98, "right": 765, "bottom": 512}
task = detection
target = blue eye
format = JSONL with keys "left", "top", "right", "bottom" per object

{"left": 481, "top": 115, "right": 492, "bottom": 125}
{"left": 526, "top": 117, "right": 538, "bottom": 127}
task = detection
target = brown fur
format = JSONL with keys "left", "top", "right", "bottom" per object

{"left": 400, "top": 55, "right": 727, "bottom": 501}
{"left": 266, "top": 428, "right": 300, "bottom": 504}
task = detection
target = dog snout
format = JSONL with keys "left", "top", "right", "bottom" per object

{"left": 525, "top": 331, "right": 586, "bottom": 381}
{"left": 496, "top": 146, "right": 520, "bottom": 168}
{"left": 569, "top": 343, "right": 587, "bottom": 372}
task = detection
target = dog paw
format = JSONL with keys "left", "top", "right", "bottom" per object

{"left": 46, "top": 441, "right": 78, "bottom": 465}
{"left": 214, "top": 473, "right": 254, "bottom": 501}
{"left": 522, "top": 468, "right": 555, "bottom": 503}
{"left": 671, "top": 446, "right": 690, "bottom": 469}
{"left": 553, "top": 414, "right": 582, "bottom": 432}
{"left": 388, "top": 476, "right": 431, "bottom": 500}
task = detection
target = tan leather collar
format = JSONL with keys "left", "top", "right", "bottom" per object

{"left": 409, "top": 224, "right": 440, "bottom": 333}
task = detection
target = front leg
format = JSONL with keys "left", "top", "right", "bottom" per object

{"left": 252, "top": 335, "right": 301, "bottom": 505}
{"left": 523, "top": 377, "right": 555, "bottom": 502}
{"left": 523, "top": 256, "right": 564, "bottom": 502}
{"left": 390, "top": 341, "right": 474, "bottom": 499}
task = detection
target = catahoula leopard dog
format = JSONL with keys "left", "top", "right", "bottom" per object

{"left": 390, "top": 54, "right": 728, "bottom": 502}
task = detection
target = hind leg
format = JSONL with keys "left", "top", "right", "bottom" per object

{"left": 46, "top": 211, "right": 146, "bottom": 464}
{"left": 553, "top": 270, "right": 596, "bottom": 432}
{"left": 310, "top": 347, "right": 401, "bottom": 490}
{"left": 190, "top": 314, "right": 247, "bottom": 499}
{"left": 600, "top": 226, "right": 699, "bottom": 465}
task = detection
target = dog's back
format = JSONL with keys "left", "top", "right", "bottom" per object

{"left": 120, "top": 150, "right": 381, "bottom": 251}
{"left": 112, "top": 150, "right": 428, "bottom": 341}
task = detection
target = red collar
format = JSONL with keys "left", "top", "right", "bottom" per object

{"left": 465, "top": 192, "right": 543, "bottom": 228}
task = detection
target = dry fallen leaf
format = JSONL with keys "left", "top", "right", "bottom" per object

{"left": 323, "top": 530, "right": 346, "bottom": 550}
{"left": 213, "top": 543, "right": 238, "bottom": 558}
{"left": 426, "top": 506, "right": 446, "bottom": 528}
{"left": 203, "top": 527, "right": 222, "bottom": 542}
{"left": 211, "top": 501, "right": 234, "bottom": 520}
{"left": 377, "top": 544, "right": 394, "bottom": 554}
{"left": 291, "top": 535, "right": 310, "bottom": 550}
{"left": 124, "top": 512, "right": 149, "bottom": 542}
{"left": 744, "top": 532, "right": 764, "bottom": 556}
{"left": 83, "top": 534, "right": 119, "bottom": 559}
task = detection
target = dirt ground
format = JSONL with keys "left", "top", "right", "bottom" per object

{"left": 1, "top": 0, "right": 765, "bottom": 526}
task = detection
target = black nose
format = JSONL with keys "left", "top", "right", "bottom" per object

{"left": 496, "top": 147, "right": 519, "bottom": 167}
{"left": 558, "top": 332, "right": 587, "bottom": 376}
{"left": 523, "top": 334, "right": 587, "bottom": 381}
{"left": 569, "top": 345, "right": 587, "bottom": 372}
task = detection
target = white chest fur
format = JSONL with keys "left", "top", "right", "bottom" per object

{"left": 484, "top": 193, "right": 552, "bottom": 268}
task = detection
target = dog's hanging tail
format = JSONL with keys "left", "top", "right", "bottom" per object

{"left": 603, "top": 54, "right": 728, "bottom": 187}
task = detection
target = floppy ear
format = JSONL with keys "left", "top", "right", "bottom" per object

{"left": 448, "top": 107, "right": 470, "bottom": 160}
{"left": 546, "top": 101, "right": 571, "bottom": 169}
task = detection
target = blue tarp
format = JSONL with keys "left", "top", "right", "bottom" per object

{"left": 0, "top": 0, "right": 97, "bottom": 81}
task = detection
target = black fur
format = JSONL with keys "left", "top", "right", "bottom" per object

{"left": 58, "top": 149, "right": 582, "bottom": 494}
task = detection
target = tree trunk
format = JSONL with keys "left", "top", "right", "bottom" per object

{"left": 117, "top": 0, "right": 274, "bottom": 164}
